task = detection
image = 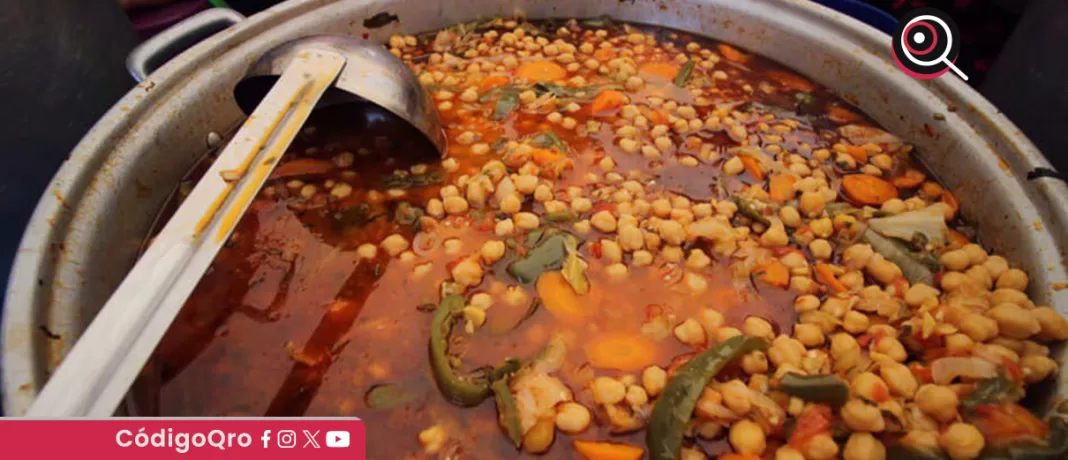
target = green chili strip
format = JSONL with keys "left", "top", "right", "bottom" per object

{"left": 646, "top": 335, "right": 768, "bottom": 460}
{"left": 492, "top": 377, "right": 523, "bottom": 447}
{"left": 779, "top": 373, "right": 850, "bottom": 408}
{"left": 861, "top": 229, "right": 937, "bottom": 286}
{"left": 429, "top": 295, "right": 492, "bottom": 406}
{"left": 674, "top": 60, "right": 696, "bottom": 87}
{"left": 733, "top": 197, "right": 771, "bottom": 226}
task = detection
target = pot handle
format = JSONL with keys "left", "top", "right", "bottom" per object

{"left": 126, "top": 8, "right": 246, "bottom": 82}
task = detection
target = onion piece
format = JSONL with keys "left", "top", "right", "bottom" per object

{"left": 931, "top": 356, "right": 998, "bottom": 384}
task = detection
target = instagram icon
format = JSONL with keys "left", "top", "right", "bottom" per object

{"left": 277, "top": 430, "right": 297, "bottom": 449}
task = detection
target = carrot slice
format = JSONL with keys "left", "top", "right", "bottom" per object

{"left": 537, "top": 271, "right": 594, "bottom": 324}
{"left": 593, "top": 48, "right": 615, "bottom": 61}
{"left": 827, "top": 105, "right": 862, "bottom": 124}
{"left": 478, "top": 74, "right": 510, "bottom": 92}
{"left": 741, "top": 156, "right": 765, "bottom": 180}
{"left": 515, "top": 61, "right": 567, "bottom": 82}
{"left": 638, "top": 62, "right": 680, "bottom": 80}
{"left": 766, "top": 69, "right": 815, "bottom": 92}
{"left": 759, "top": 260, "right": 790, "bottom": 288}
{"left": 815, "top": 263, "right": 848, "bottom": 293}
{"left": 841, "top": 174, "right": 899, "bottom": 206}
{"left": 584, "top": 332, "right": 658, "bottom": 371}
{"left": 270, "top": 159, "right": 335, "bottom": 180}
{"left": 590, "top": 90, "right": 627, "bottom": 115}
{"left": 717, "top": 43, "right": 750, "bottom": 63}
{"left": 573, "top": 440, "right": 644, "bottom": 460}
{"left": 844, "top": 145, "right": 868, "bottom": 163}
{"left": 947, "top": 229, "right": 969, "bottom": 250}
{"left": 531, "top": 148, "right": 566, "bottom": 166}
{"left": 769, "top": 174, "right": 797, "bottom": 202}
{"left": 891, "top": 168, "right": 926, "bottom": 189}
{"left": 941, "top": 190, "right": 960, "bottom": 220}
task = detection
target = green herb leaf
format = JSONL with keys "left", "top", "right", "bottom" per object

{"left": 494, "top": 90, "right": 520, "bottom": 120}
{"left": 530, "top": 131, "right": 568, "bottom": 152}
{"left": 508, "top": 232, "right": 572, "bottom": 283}
{"left": 561, "top": 252, "right": 590, "bottom": 295}
{"left": 962, "top": 372, "right": 1016, "bottom": 410}
{"left": 674, "top": 60, "right": 696, "bottom": 87}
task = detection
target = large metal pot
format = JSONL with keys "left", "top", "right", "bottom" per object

{"left": 4, "top": 0, "right": 1067, "bottom": 416}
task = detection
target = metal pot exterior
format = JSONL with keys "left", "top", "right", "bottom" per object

{"left": 5, "top": 0, "right": 1066, "bottom": 416}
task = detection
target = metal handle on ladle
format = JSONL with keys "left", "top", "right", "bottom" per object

{"left": 27, "top": 50, "right": 347, "bottom": 417}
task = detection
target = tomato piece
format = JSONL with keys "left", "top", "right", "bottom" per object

{"left": 789, "top": 405, "right": 833, "bottom": 448}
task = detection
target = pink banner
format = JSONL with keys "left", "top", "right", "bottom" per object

{"left": 0, "top": 418, "right": 365, "bottom": 459}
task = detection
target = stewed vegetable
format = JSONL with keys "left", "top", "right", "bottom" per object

{"left": 143, "top": 15, "right": 1068, "bottom": 460}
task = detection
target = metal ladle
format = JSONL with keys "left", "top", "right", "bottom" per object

{"left": 27, "top": 36, "right": 443, "bottom": 417}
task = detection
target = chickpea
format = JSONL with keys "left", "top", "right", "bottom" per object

{"left": 905, "top": 283, "right": 940, "bottom": 308}
{"left": 866, "top": 254, "right": 903, "bottom": 285}
{"left": 956, "top": 312, "right": 999, "bottom": 342}
{"left": 851, "top": 372, "right": 889, "bottom": 402}
{"left": 632, "top": 250, "right": 654, "bottom": 267}
{"left": 600, "top": 239, "right": 623, "bottom": 263}
{"left": 590, "top": 211, "right": 617, "bottom": 233}
{"left": 523, "top": 417, "right": 555, "bottom": 454}
{"left": 723, "top": 157, "right": 745, "bottom": 175}
{"left": 939, "top": 249, "right": 971, "bottom": 272}
{"left": 659, "top": 219, "right": 686, "bottom": 245}
{"left": 418, "top": 425, "right": 449, "bottom": 454}
{"left": 674, "top": 318, "right": 707, "bottom": 346}
{"left": 642, "top": 366, "right": 667, "bottom": 396}
{"left": 915, "top": 384, "right": 959, "bottom": 422}
{"left": 760, "top": 220, "right": 789, "bottom": 248}
{"left": 451, "top": 257, "right": 483, "bottom": 287}
{"left": 842, "top": 244, "right": 875, "bottom": 270}
{"left": 685, "top": 249, "right": 712, "bottom": 269}
{"left": 830, "top": 333, "right": 861, "bottom": 370}
{"left": 592, "top": 377, "right": 626, "bottom": 405}
{"left": 495, "top": 218, "right": 515, "bottom": 236}
{"left": 680, "top": 448, "right": 706, "bottom": 460}
{"left": 1032, "top": 307, "right": 1068, "bottom": 341}
{"left": 841, "top": 399, "right": 886, "bottom": 432}
{"left": 729, "top": 419, "right": 766, "bottom": 455}
{"left": 775, "top": 446, "right": 805, "bottom": 460}
{"left": 987, "top": 302, "right": 1040, "bottom": 339}
{"left": 380, "top": 234, "right": 410, "bottom": 257}
{"left": 1020, "top": 355, "right": 1057, "bottom": 383}
{"left": 875, "top": 336, "right": 908, "bottom": 362}
{"left": 996, "top": 268, "right": 1029, "bottom": 291}
{"left": 794, "top": 295, "right": 820, "bottom": 313}
{"left": 842, "top": 311, "right": 870, "bottom": 334}
{"left": 880, "top": 360, "right": 918, "bottom": 398}
{"left": 901, "top": 430, "right": 942, "bottom": 454}
{"left": 991, "top": 289, "right": 1032, "bottom": 308}
{"left": 553, "top": 402, "right": 591, "bottom": 434}
{"left": 939, "top": 423, "right": 984, "bottom": 460}
{"left": 809, "top": 239, "right": 833, "bottom": 260}
{"left": 741, "top": 351, "right": 769, "bottom": 375}
{"left": 743, "top": 317, "right": 775, "bottom": 342}
{"left": 803, "top": 434, "right": 839, "bottom": 460}
{"left": 844, "top": 432, "right": 886, "bottom": 460}
{"left": 881, "top": 198, "right": 906, "bottom": 214}
{"left": 716, "top": 326, "right": 743, "bottom": 343}
{"left": 982, "top": 255, "right": 1010, "bottom": 279}
{"left": 793, "top": 323, "right": 825, "bottom": 347}
{"left": 768, "top": 336, "right": 805, "bottom": 368}
{"left": 945, "top": 333, "right": 975, "bottom": 354}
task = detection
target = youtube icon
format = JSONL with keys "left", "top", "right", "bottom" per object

{"left": 326, "top": 431, "right": 350, "bottom": 448}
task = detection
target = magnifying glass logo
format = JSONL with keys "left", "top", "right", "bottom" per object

{"left": 892, "top": 8, "right": 968, "bottom": 81}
